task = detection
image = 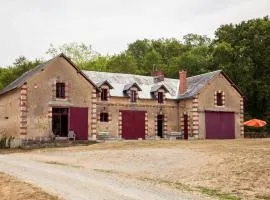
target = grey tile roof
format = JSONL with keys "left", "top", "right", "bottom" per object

{"left": 179, "top": 70, "right": 222, "bottom": 99}
{"left": 0, "top": 54, "right": 99, "bottom": 95}
{"left": 0, "top": 59, "right": 52, "bottom": 95}
{"left": 83, "top": 70, "right": 222, "bottom": 100}
{"left": 0, "top": 54, "right": 222, "bottom": 99}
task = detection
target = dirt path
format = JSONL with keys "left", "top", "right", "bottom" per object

{"left": 0, "top": 154, "right": 211, "bottom": 200}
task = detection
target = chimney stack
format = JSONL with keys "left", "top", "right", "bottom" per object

{"left": 152, "top": 70, "right": 164, "bottom": 82}
{"left": 179, "top": 70, "right": 187, "bottom": 95}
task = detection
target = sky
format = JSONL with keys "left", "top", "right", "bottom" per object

{"left": 0, "top": 0, "right": 269, "bottom": 66}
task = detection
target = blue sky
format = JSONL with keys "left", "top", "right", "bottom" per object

{"left": 0, "top": 0, "right": 269, "bottom": 66}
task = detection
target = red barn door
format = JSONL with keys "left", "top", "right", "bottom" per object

{"left": 70, "top": 107, "right": 88, "bottom": 140}
{"left": 205, "top": 111, "right": 235, "bottom": 139}
{"left": 121, "top": 110, "right": 146, "bottom": 139}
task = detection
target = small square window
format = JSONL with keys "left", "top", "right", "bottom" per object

{"left": 130, "top": 90, "right": 137, "bottom": 102}
{"left": 158, "top": 92, "right": 164, "bottom": 104}
{"left": 101, "top": 88, "right": 108, "bottom": 101}
{"left": 100, "top": 113, "right": 108, "bottom": 122}
{"left": 216, "top": 92, "right": 223, "bottom": 106}
{"left": 56, "top": 83, "right": 65, "bottom": 98}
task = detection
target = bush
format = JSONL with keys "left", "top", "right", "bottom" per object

{"left": 0, "top": 136, "right": 16, "bottom": 148}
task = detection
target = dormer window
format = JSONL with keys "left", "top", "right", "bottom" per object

{"left": 123, "top": 82, "right": 141, "bottom": 103}
{"left": 56, "top": 82, "right": 65, "bottom": 99}
{"left": 97, "top": 80, "right": 113, "bottom": 101}
{"left": 101, "top": 88, "right": 108, "bottom": 101}
{"left": 158, "top": 92, "right": 164, "bottom": 104}
{"left": 130, "top": 90, "right": 137, "bottom": 102}
{"left": 150, "top": 84, "right": 169, "bottom": 103}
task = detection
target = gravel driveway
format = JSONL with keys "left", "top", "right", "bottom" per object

{"left": 0, "top": 153, "right": 211, "bottom": 200}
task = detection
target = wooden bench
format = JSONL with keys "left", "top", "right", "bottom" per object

{"left": 167, "top": 132, "right": 184, "bottom": 140}
{"left": 97, "top": 132, "right": 109, "bottom": 140}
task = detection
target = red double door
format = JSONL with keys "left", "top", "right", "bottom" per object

{"left": 121, "top": 110, "right": 146, "bottom": 140}
{"left": 205, "top": 111, "right": 235, "bottom": 139}
{"left": 70, "top": 107, "right": 88, "bottom": 140}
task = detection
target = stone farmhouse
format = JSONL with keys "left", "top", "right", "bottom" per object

{"left": 0, "top": 54, "right": 244, "bottom": 142}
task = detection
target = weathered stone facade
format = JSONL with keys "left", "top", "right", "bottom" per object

{"left": 197, "top": 73, "right": 244, "bottom": 139}
{"left": 0, "top": 54, "right": 244, "bottom": 141}
{"left": 95, "top": 96, "right": 178, "bottom": 139}
{"left": 0, "top": 89, "right": 21, "bottom": 137}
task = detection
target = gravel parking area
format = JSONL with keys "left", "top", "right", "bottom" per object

{"left": 0, "top": 139, "right": 269, "bottom": 200}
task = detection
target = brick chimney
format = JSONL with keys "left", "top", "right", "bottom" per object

{"left": 179, "top": 70, "right": 187, "bottom": 95}
{"left": 152, "top": 70, "right": 164, "bottom": 82}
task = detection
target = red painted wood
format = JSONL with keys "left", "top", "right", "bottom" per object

{"left": 183, "top": 114, "right": 188, "bottom": 140}
{"left": 205, "top": 111, "right": 235, "bottom": 139}
{"left": 121, "top": 110, "right": 145, "bottom": 139}
{"left": 70, "top": 107, "right": 88, "bottom": 140}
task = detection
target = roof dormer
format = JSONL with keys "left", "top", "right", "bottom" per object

{"left": 123, "top": 82, "right": 142, "bottom": 103}
{"left": 96, "top": 80, "right": 114, "bottom": 89}
{"left": 123, "top": 82, "right": 142, "bottom": 93}
{"left": 97, "top": 80, "right": 113, "bottom": 101}
{"left": 150, "top": 84, "right": 169, "bottom": 94}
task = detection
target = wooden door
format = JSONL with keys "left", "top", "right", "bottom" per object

{"left": 205, "top": 111, "right": 235, "bottom": 139}
{"left": 121, "top": 110, "right": 146, "bottom": 139}
{"left": 183, "top": 114, "right": 188, "bottom": 140}
{"left": 70, "top": 107, "right": 88, "bottom": 140}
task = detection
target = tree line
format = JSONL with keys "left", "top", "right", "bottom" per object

{"left": 0, "top": 16, "right": 269, "bottom": 131}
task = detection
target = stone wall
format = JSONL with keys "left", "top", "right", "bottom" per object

{"left": 197, "top": 73, "right": 243, "bottom": 138}
{"left": 178, "top": 98, "right": 194, "bottom": 138}
{"left": 0, "top": 89, "right": 20, "bottom": 137}
{"left": 96, "top": 94, "right": 179, "bottom": 139}
{"left": 0, "top": 66, "right": 243, "bottom": 141}
{"left": 25, "top": 56, "right": 95, "bottom": 140}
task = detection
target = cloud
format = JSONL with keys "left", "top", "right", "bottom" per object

{"left": 0, "top": 0, "right": 269, "bottom": 66}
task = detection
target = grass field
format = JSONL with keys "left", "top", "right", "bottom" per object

{"left": 1, "top": 139, "right": 270, "bottom": 200}
{"left": 65, "top": 139, "right": 270, "bottom": 200}
{"left": 0, "top": 172, "right": 59, "bottom": 200}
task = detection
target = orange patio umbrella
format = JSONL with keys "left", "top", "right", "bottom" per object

{"left": 244, "top": 119, "right": 267, "bottom": 127}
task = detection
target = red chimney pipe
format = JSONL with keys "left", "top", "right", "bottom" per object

{"left": 179, "top": 70, "right": 187, "bottom": 95}
{"left": 152, "top": 70, "right": 164, "bottom": 82}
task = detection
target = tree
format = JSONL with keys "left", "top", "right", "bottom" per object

{"left": 183, "top": 33, "right": 211, "bottom": 47}
{"left": 106, "top": 53, "right": 138, "bottom": 74}
{"left": 81, "top": 56, "right": 111, "bottom": 72}
{"left": 213, "top": 16, "right": 270, "bottom": 127}
{"left": 178, "top": 45, "right": 212, "bottom": 76}
{"left": 126, "top": 39, "right": 152, "bottom": 71}
{"left": 46, "top": 42, "right": 96, "bottom": 66}
{"left": 0, "top": 57, "right": 43, "bottom": 90}
{"left": 142, "top": 50, "right": 164, "bottom": 75}
{"left": 126, "top": 38, "right": 184, "bottom": 76}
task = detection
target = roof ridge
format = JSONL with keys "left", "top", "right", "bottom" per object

{"left": 187, "top": 70, "right": 222, "bottom": 79}
{"left": 83, "top": 69, "right": 222, "bottom": 81}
